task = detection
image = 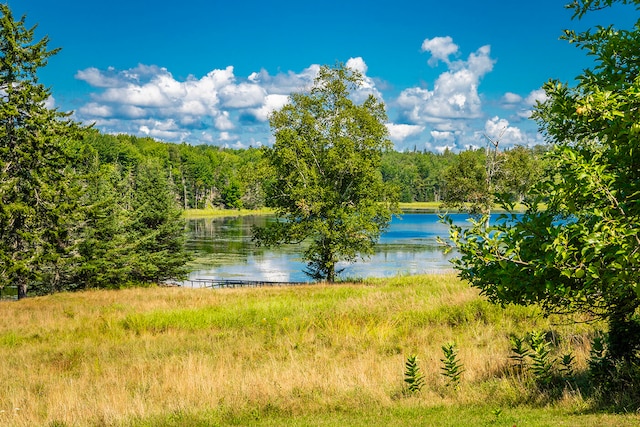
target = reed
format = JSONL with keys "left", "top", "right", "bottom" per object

{"left": 0, "top": 274, "right": 636, "bottom": 426}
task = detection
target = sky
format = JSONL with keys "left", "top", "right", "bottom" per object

{"left": 8, "top": 0, "right": 639, "bottom": 152}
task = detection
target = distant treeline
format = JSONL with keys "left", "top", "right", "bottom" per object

{"left": 82, "top": 130, "right": 547, "bottom": 210}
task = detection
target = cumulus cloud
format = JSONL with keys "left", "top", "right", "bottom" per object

{"left": 247, "top": 64, "right": 319, "bottom": 94}
{"left": 74, "top": 59, "right": 385, "bottom": 145}
{"left": 501, "top": 92, "right": 523, "bottom": 106}
{"left": 421, "top": 36, "right": 459, "bottom": 66}
{"left": 525, "top": 89, "right": 547, "bottom": 105}
{"left": 71, "top": 48, "right": 542, "bottom": 151}
{"left": 75, "top": 64, "right": 287, "bottom": 143}
{"left": 345, "top": 57, "right": 383, "bottom": 103}
{"left": 396, "top": 43, "right": 494, "bottom": 125}
{"left": 481, "top": 116, "right": 527, "bottom": 147}
{"left": 44, "top": 95, "right": 56, "bottom": 109}
{"left": 386, "top": 123, "right": 425, "bottom": 143}
{"left": 247, "top": 94, "right": 290, "bottom": 122}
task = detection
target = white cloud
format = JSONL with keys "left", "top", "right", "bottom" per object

{"left": 78, "top": 102, "right": 113, "bottom": 117}
{"left": 396, "top": 41, "right": 495, "bottom": 128}
{"left": 386, "top": 123, "right": 425, "bottom": 143}
{"left": 346, "top": 57, "right": 368, "bottom": 74}
{"left": 44, "top": 95, "right": 56, "bottom": 109}
{"left": 346, "top": 57, "right": 383, "bottom": 103}
{"left": 214, "top": 111, "right": 234, "bottom": 131}
{"left": 430, "top": 130, "right": 456, "bottom": 143}
{"left": 525, "top": 89, "right": 547, "bottom": 105}
{"left": 502, "top": 92, "right": 523, "bottom": 105}
{"left": 75, "top": 63, "right": 317, "bottom": 144}
{"left": 219, "top": 82, "right": 266, "bottom": 108}
{"left": 72, "top": 47, "right": 541, "bottom": 150}
{"left": 481, "top": 116, "right": 527, "bottom": 147}
{"left": 247, "top": 65, "right": 319, "bottom": 94}
{"left": 421, "top": 36, "right": 459, "bottom": 66}
{"left": 247, "top": 94, "right": 290, "bottom": 122}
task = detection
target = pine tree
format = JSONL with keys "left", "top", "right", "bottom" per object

{"left": 71, "top": 147, "right": 135, "bottom": 289}
{"left": 128, "top": 159, "right": 191, "bottom": 283}
{"left": 0, "top": 4, "right": 83, "bottom": 298}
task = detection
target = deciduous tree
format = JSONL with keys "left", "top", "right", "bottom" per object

{"left": 253, "top": 64, "right": 398, "bottom": 282}
{"left": 447, "top": 0, "right": 640, "bottom": 368}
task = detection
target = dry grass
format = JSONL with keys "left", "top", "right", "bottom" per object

{"left": 0, "top": 274, "right": 630, "bottom": 426}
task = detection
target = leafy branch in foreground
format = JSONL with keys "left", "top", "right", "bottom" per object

{"left": 446, "top": 0, "right": 640, "bottom": 396}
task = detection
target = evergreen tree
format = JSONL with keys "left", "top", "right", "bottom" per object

{"left": 0, "top": 4, "right": 83, "bottom": 298}
{"left": 128, "top": 159, "right": 191, "bottom": 283}
{"left": 71, "top": 147, "right": 134, "bottom": 289}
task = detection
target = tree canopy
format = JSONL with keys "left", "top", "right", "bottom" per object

{"left": 253, "top": 64, "right": 399, "bottom": 282}
{"left": 447, "top": 0, "right": 640, "bottom": 371}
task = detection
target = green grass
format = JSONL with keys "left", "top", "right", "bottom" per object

{"left": 0, "top": 274, "right": 637, "bottom": 426}
{"left": 182, "top": 207, "right": 274, "bottom": 218}
{"left": 182, "top": 202, "right": 525, "bottom": 218}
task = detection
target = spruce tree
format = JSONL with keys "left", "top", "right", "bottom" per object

{"left": 128, "top": 159, "right": 191, "bottom": 283}
{"left": 71, "top": 147, "right": 134, "bottom": 289}
{"left": 0, "top": 4, "right": 82, "bottom": 298}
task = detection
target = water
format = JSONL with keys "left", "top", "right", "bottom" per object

{"left": 184, "top": 212, "right": 476, "bottom": 283}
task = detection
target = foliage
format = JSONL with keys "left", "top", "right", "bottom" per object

{"left": 253, "top": 64, "right": 399, "bottom": 281}
{"left": 509, "top": 335, "right": 531, "bottom": 373}
{"left": 440, "top": 342, "right": 464, "bottom": 388}
{"left": 128, "top": 159, "right": 191, "bottom": 283}
{"left": 446, "top": 0, "right": 640, "bottom": 374}
{"left": 403, "top": 354, "right": 425, "bottom": 394}
{"left": 529, "top": 331, "right": 555, "bottom": 387}
{"left": 0, "top": 4, "right": 84, "bottom": 298}
{"left": 441, "top": 149, "right": 489, "bottom": 215}
{"left": 0, "top": 2, "right": 192, "bottom": 298}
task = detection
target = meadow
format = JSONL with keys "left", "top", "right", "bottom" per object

{"left": 1, "top": 274, "right": 638, "bottom": 426}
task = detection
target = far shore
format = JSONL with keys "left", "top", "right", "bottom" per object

{"left": 182, "top": 202, "right": 525, "bottom": 218}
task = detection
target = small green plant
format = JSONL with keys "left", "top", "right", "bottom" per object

{"left": 509, "top": 335, "right": 530, "bottom": 372}
{"left": 441, "top": 342, "right": 464, "bottom": 389}
{"left": 529, "top": 331, "right": 554, "bottom": 387}
{"left": 490, "top": 408, "right": 503, "bottom": 423}
{"left": 588, "top": 332, "right": 611, "bottom": 384}
{"left": 558, "top": 352, "right": 575, "bottom": 379}
{"left": 404, "top": 354, "right": 425, "bottom": 394}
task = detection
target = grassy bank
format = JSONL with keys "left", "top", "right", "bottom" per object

{"left": 182, "top": 207, "right": 274, "bottom": 218}
{"left": 0, "top": 275, "right": 637, "bottom": 426}
{"left": 183, "top": 202, "right": 525, "bottom": 218}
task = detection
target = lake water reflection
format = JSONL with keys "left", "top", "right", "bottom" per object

{"left": 185, "top": 212, "right": 476, "bottom": 283}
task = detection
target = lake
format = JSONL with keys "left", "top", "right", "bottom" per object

{"left": 184, "top": 212, "right": 475, "bottom": 283}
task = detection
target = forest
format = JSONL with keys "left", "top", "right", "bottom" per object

{"left": 81, "top": 129, "right": 546, "bottom": 211}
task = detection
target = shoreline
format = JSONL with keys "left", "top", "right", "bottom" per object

{"left": 183, "top": 202, "right": 525, "bottom": 218}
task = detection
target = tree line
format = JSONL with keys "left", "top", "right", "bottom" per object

{"left": 81, "top": 130, "right": 547, "bottom": 211}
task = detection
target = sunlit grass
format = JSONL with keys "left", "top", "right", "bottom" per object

{"left": 182, "top": 207, "right": 274, "bottom": 218}
{"left": 0, "top": 275, "right": 636, "bottom": 426}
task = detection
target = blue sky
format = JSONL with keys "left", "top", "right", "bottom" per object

{"left": 9, "top": 0, "right": 638, "bottom": 151}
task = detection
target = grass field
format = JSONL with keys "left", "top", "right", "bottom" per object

{"left": 1, "top": 274, "right": 638, "bottom": 426}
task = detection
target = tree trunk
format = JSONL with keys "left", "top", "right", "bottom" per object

{"left": 17, "top": 281, "right": 27, "bottom": 300}
{"left": 326, "top": 262, "right": 335, "bottom": 283}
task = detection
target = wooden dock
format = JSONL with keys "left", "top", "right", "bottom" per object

{"left": 177, "top": 278, "right": 311, "bottom": 289}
